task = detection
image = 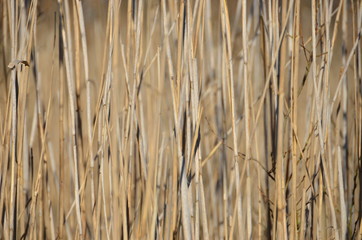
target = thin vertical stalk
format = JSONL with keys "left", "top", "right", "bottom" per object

{"left": 57, "top": 0, "right": 83, "bottom": 237}
{"left": 290, "top": 0, "right": 300, "bottom": 238}
{"left": 241, "top": 0, "right": 252, "bottom": 237}
{"left": 74, "top": 0, "right": 94, "bottom": 219}
{"left": 220, "top": 0, "right": 243, "bottom": 237}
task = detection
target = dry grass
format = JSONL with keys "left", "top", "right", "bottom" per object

{"left": 0, "top": 0, "right": 362, "bottom": 239}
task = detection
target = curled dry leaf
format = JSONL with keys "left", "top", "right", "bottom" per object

{"left": 7, "top": 60, "right": 30, "bottom": 69}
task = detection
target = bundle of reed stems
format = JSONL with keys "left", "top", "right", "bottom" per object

{"left": 0, "top": 0, "right": 361, "bottom": 239}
